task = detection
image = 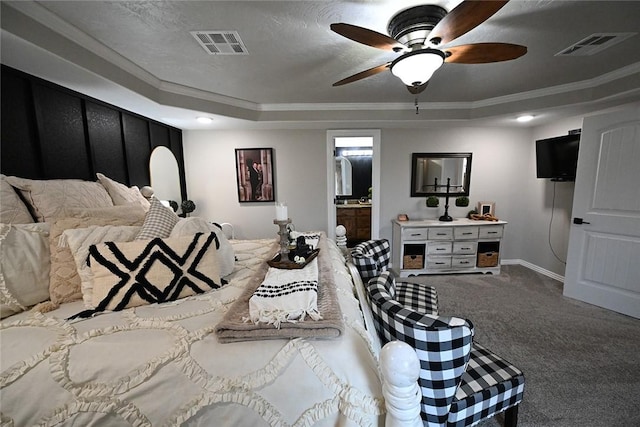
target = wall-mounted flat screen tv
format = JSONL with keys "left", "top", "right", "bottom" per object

{"left": 536, "top": 134, "right": 580, "bottom": 181}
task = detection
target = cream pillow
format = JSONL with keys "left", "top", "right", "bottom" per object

{"left": 0, "top": 174, "right": 35, "bottom": 224}
{"left": 82, "top": 232, "right": 224, "bottom": 314}
{"left": 1, "top": 175, "right": 34, "bottom": 224}
{"left": 5, "top": 176, "right": 114, "bottom": 222}
{"left": 0, "top": 223, "right": 51, "bottom": 318}
{"left": 47, "top": 205, "right": 146, "bottom": 307}
{"left": 63, "top": 225, "right": 141, "bottom": 308}
{"left": 96, "top": 173, "right": 150, "bottom": 211}
{"left": 171, "top": 217, "right": 235, "bottom": 277}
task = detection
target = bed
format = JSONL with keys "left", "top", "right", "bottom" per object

{"left": 0, "top": 173, "right": 399, "bottom": 426}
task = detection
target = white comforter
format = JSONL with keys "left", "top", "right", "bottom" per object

{"left": 0, "top": 238, "right": 383, "bottom": 426}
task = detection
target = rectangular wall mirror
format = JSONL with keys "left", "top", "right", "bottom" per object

{"left": 410, "top": 152, "right": 472, "bottom": 197}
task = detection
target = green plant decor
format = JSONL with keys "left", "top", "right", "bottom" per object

{"left": 426, "top": 196, "right": 439, "bottom": 208}
{"left": 455, "top": 196, "right": 470, "bottom": 207}
{"left": 467, "top": 208, "right": 479, "bottom": 219}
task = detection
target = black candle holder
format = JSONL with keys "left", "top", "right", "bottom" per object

{"left": 439, "top": 178, "right": 453, "bottom": 222}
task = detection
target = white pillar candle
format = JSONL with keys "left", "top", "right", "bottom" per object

{"left": 275, "top": 202, "right": 288, "bottom": 221}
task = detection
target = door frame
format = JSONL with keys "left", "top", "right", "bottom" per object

{"left": 326, "top": 129, "right": 381, "bottom": 241}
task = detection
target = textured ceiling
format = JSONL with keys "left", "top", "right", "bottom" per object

{"left": 2, "top": 0, "right": 640, "bottom": 129}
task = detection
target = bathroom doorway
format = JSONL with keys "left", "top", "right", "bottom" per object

{"left": 326, "top": 130, "right": 380, "bottom": 245}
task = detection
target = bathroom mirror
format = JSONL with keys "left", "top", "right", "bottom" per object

{"left": 150, "top": 146, "right": 182, "bottom": 206}
{"left": 410, "top": 152, "right": 472, "bottom": 197}
{"left": 335, "top": 156, "right": 353, "bottom": 197}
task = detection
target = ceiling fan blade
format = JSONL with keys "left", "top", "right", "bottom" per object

{"left": 407, "top": 82, "right": 429, "bottom": 95}
{"left": 333, "top": 63, "right": 391, "bottom": 86}
{"left": 331, "top": 23, "right": 405, "bottom": 51}
{"left": 444, "top": 43, "right": 527, "bottom": 64}
{"left": 429, "top": 1, "right": 509, "bottom": 45}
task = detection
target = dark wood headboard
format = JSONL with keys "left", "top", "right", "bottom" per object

{"left": 1, "top": 65, "right": 187, "bottom": 199}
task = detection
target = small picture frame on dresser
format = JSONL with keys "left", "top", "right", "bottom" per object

{"left": 478, "top": 202, "right": 495, "bottom": 216}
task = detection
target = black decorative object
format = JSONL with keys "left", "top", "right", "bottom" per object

{"left": 181, "top": 200, "right": 196, "bottom": 216}
{"left": 289, "top": 235, "right": 314, "bottom": 261}
{"left": 439, "top": 178, "right": 453, "bottom": 222}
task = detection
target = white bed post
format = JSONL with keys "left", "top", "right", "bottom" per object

{"left": 380, "top": 341, "right": 423, "bottom": 427}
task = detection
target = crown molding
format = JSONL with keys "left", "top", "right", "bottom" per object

{"left": 5, "top": 1, "right": 161, "bottom": 88}
{"left": 158, "top": 80, "right": 260, "bottom": 111}
{"left": 260, "top": 62, "right": 640, "bottom": 113}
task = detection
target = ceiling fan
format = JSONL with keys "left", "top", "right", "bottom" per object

{"left": 330, "top": 0, "right": 527, "bottom": 94}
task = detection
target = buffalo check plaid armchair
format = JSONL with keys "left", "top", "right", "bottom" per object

{"left": 350, "top": 239, "right": 391, "bottom": 280}
{"left": 367, "top": 271, "right": 525, "bottom": 427}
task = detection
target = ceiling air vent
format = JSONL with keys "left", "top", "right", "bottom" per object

{"left": 556, "top": 32, "right": 636, "bottom": 56}
{"left": 191, "top": 30, "right": 248, "bottom": 55}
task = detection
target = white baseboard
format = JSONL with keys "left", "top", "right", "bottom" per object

{"left": 389, "top": 259, "right": 565, "bottom": 283}
{"left": 502, "top": 259, "right": 565, "bottom": 283}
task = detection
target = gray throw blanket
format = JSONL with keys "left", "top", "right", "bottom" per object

{"left": 215, "top": 234, "right": 344, "bottom": 343}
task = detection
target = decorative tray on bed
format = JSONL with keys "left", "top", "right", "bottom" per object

{"left": 267, "top": 249, "right": 320, "bottom": 269}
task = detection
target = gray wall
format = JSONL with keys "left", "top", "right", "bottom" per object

{"left": 184, "top": 129, "right": 327, "bottom": 239}
{"left": 183, "top": 116, "right": 585, "bottom": 277}
{"left": 526, "top": 116, "right": 584, "bottom": 275}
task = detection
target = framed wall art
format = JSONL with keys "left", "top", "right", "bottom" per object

{"left": 235, "top": 148, "right": 275, "bottom": 202}
{"left": 478, "top": 201, "right": 495, "bottom": 216}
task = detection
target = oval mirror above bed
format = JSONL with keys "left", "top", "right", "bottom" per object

{"left": 150, "top": 146, "right": 182, "bottom": 206}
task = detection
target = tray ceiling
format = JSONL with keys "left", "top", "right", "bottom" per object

{"left": 2, "top": 0, "right": 639, "bottom": 129}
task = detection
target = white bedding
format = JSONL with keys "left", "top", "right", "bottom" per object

{"left": 0, "top": 238, "right": 383, "bottom": 426}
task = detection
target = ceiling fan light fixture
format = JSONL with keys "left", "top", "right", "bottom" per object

{"left": 390, "top": 49, "right": 445, "bottom": 86}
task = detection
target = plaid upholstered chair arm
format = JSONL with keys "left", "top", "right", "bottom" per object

{"left": 350, "top": 239, "right": 391, "bottom": 280}
{"left": 367, "top": 272, "right": 473, "bottom": 331}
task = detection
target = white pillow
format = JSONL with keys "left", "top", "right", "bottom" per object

{"left": 0, "top": 223, "right": 51, "bottom": 318}
{"left": 63, "top": 225, "right": 141, "bottom": 308}
{"left": 1, "top": 174, "right": 34, "bottom": 224}
{"left": 85, "top": 232, "right": 223, "bottom": 312}
{"left": 5, "top": 176, "right": 114, "bottom": 222}
{"left": 96, "top": 173, "right": 150, "bottom": 211}
{"left": 171, "top": 217, "right": 235, "bottom": 277}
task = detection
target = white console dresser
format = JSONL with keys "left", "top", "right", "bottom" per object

{"left": 391, "top": 218, "right": 507, "bottom": 277}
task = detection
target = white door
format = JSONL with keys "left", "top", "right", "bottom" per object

{"left": 564, "top": 103, "right": 640, "bottom": 318}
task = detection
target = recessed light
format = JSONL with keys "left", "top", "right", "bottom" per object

{"left": 517, "top": 115, "right": 534, "bottom": 123}
{"left": 196, "top": 116, "right": 213, "bottom": 124}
